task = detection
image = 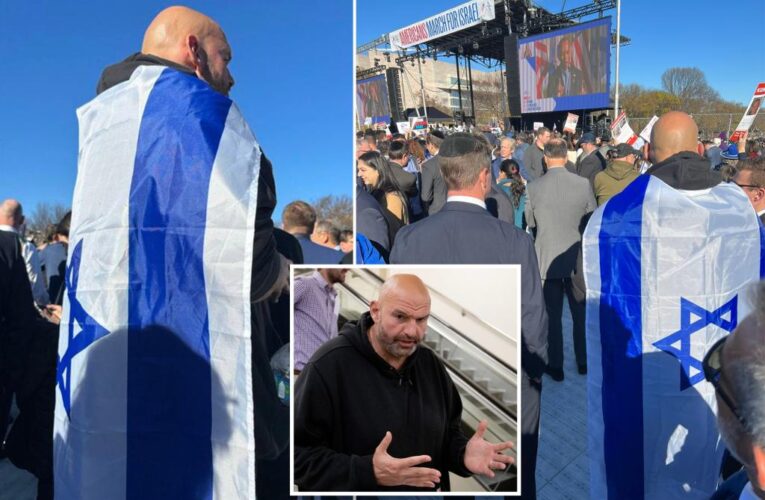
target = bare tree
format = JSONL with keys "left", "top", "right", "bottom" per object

{"left": 27, "top": 202, "right": 70, "bottom": 236}
{"left": 660, "top": 67, "right": 719, "bottom": 112}
{"left": 472, "top": 72, "right": 506, "bottom": 126}
{"left": 313, "top": 195, "right": 352, "bottom": 230}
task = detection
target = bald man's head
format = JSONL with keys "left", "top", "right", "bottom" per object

{"left": 142, "top": 6, "right": 234, "bottom": 96}
{"left": 369, "top": 274, "right": 431, "bottom": 368}
{"left": 650, "top": 111, "right": 699, "bottom": 164}
{"left": 0, "top": 199, "right": 23, "bottom": 228}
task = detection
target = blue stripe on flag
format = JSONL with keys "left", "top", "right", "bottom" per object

{"left": 127, "top": 68, "right": 232, "bottom": 498}
{"left": 598, "top": 174, "right": 650, "bottom": 499}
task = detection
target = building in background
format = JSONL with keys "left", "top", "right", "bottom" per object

{"left": 357, "top": 48, "right": 507, "bottom": 127}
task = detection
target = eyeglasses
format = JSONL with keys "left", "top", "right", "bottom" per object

{"left": 733, "top": 182, "right": 763, "bottom": 190}
{"left": 702, "top": 336, "right": 747, "bottom": 427}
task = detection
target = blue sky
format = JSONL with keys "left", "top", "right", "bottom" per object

{"left": 357, "top": 0, "right": 765, "bottom": 106}
{"left": 0, "top": 1, "right": 352, "bottom": 220}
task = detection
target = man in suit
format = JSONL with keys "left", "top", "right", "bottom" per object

{"left": 732, "top": 157, "right": 765, "bottom": 225}
{"left": 390, "top": 133, "right": 548, "bottom": 500}
{"left": 282, "top": 201, "right": 343, "bottom": 264}
{"left": 420, "top": 131, "right": 448, "bottom": 215}
{"left": 569, "top": 132, "right": 606, "bottom": 191}
{"left": 355, "top": 184, "right": 391, "bottom": 258}
{"left": 707, "top": 281, "right": 765, "bottom": 500}
{"left": 526, "top": 138, "right": 596, "bottom": 381}
{"left": 522, "top": 127, "right": 551, "bottom": 181}
{"left": 545, "top": 36, "right": 585, "bottom": 98}
{"left": 387, "top": 140, "right": 418, "bottom": 199}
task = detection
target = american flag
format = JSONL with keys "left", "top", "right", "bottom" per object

{"left": 534, "top": 41, "right": 548, "bottom": 99}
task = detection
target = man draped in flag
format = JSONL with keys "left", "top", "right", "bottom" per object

{"left": 584, "top": 111, "right": 765, "bottom": 499}
{"left": 54, "top": 6, "right": 289, "bottom": 499}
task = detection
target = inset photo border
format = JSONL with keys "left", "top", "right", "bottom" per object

{"left": 289, "top": 265, "right": 521, "bottom": 496}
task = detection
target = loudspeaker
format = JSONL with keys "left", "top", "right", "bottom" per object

{"left": 386, "top": 68, "right": 404, "bottom": 123}
{"left": 503, "top": 35, "right": 522, "bottom": 117}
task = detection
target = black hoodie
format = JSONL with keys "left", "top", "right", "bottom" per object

{"left": 294, "top": 312, "right": 472, "bottom": 492}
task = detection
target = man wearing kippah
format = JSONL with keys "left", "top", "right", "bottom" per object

{"left": 390, "top": 133, "right": 548, "bottom": 500}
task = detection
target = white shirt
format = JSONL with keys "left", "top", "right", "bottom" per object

{"left": 0, "top": 224, "right": 50, "bottom": 305}
{"left": 446, "top": 195, "right": 487, "bottom": 210}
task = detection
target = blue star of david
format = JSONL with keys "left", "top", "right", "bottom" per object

{"left": 653, "top": 296, "right": 737, "bottom": 391}
{"left": 56, "top": 240, "right": 110, "bottom": 419}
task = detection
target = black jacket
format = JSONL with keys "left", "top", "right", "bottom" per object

{"left": 646, "top": 151, "right": 721, "bottom": 190}
{"left": 0, "top": 231, "right": 36, "bottom": 389}
{"left": 294, "top": 313, "right": 471, "bottom": 492}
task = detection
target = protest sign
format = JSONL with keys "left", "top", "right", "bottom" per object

{"left": 638, "top": 116, "right": 659, "bottom": 142}
{"left": 533, "top": 121, "right": 544, "bottom": 131}
{"left": 730, "top": 82, "right": 765, "bottom": 143}
{"left": 563, "top": 113, "right": 579, "bottom": 133}
{"left": 396, "top": 121, "right": 411, "bottom": 134}
{"left": 610, "top": 112, "right": 639, "bottom": 146}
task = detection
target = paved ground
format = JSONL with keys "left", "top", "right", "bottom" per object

{"left": 537, "top": 297, "right": 589, "bottom": 500}
{"left": 0, "top": 401, "right": 36, "bottom": 500}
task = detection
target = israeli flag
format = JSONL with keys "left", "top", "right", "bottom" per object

{"left": 583, "top": 174, "right": 765, "bottom": 499}
{"left": 54, "top": 66, "right": 260, "bottom": 499}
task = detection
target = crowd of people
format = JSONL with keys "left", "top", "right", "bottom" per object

{"left": 355, "top": 113, "right": 765, "bottom": 499}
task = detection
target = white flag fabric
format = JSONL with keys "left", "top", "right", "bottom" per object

{"left": 583, "top": 174, "right": 765, "bottom": 499}
{"left": 54, "top": 65, "right": 260, "bottom": 499}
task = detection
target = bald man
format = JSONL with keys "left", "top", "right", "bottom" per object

{"left": 58, "top": 7, "right": 290, "bottom": 499}
{"left": 645, "top": 111, "right": 721, "bottom": 189}
{"left": 0, "top": 199, "right": 49, "bottom": 305}
{"left": 583, "top": 111, "right": 764, "bottom": 498}
{"left": 294, "top": 274, "right": 514, "bottom": 492}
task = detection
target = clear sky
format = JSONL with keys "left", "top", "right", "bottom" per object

{"left": 0, "top": 0, "right": 352, "bottom": 220}
{"left": 357, "top": 0, "right": 765, "bottom": 106}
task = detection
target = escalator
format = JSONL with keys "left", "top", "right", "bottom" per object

{"left": 335, "top": 269, "right": 519, "bottom": 492}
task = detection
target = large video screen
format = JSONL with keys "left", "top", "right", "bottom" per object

{"left": 356, "top": 75, "right": 391, "bottom": 126}
{"left": 518, "top": 17, "right": 611, "bottom": 113}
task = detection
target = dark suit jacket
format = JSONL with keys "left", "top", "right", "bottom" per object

{"left": 389, "top": 201, "right": 548, "bottom": 380}
{"left": 574, "top": 150, "right": 606, "bottom": 190}
{"left": 420, "top": 155, "right": 447, "bottom": 215}
{"left": 709, "top": 469, "right": 749, "bottom": 500}
{"left": 355, "top": 185, "right": 390, "bottom": 252}
{"left": 0, "top": 231, "right": 36, "bottom": 389}
{"left": 388, "top": 160, "right": 417, "bottom": 198}
{"left": 546, "top": 65, "right": 584, "bottom": 97}
{"left": 759, "top": 212, "right": 765, "bottom": 226}
{"left": 486, "top": 183, "right": 517, "bottom": 225}
{"left": 294, "top": 234, "right": 343, "bottom": 265}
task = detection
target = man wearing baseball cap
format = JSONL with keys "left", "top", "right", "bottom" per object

{"left": 571, "top": 132, "right": 606, "bottom": 191}
{"left": 593, "top": 143, "right": 641, "bottom": 206}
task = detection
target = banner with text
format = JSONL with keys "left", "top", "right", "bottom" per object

{"left": 389, "top": 0, "right": 495, "bottom": 50}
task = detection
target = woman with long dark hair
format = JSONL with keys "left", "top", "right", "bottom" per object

{"left": 497, "top": 158, "right": 527, "bottom": 229}
{"left": 357, "top": 151, "right": 409, "bottom": 241}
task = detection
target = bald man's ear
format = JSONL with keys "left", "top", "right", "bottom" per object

{"left": 697, "top": 142, "right": 705, "bottom": 156}
{"left": 646, "top": 142, "right": 655, "bottom": 164}
{"left": 370, "top": 301, "right": 380, "bottom": 323}
{"left": 185, "top": 34, "right": 202, "bottom": 71}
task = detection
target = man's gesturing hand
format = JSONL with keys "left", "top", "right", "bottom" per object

{"left": 463, "top": 420, "right": 514, "bottom": 478}
{"left": 372, "top": 431, "right": 441, "bottom": 488}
